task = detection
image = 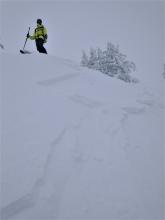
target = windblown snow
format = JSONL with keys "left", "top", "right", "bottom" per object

{"left": 0, "top": 53, "right": 164, "bottom": 219}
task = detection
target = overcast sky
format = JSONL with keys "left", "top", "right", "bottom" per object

{"left": 0, "top": 0, "right": 164, "bottom": 87}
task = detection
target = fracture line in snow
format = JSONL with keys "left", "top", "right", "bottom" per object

{"left": 37, "top": 72, "right": 80, "bottom": 86}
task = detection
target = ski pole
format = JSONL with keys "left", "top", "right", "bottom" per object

{"left": 23, "top": 27, "right": 30, "bottom": 50}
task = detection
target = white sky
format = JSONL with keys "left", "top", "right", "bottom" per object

{"left": 0, "top": 0, "right": 164, "bottom": 87}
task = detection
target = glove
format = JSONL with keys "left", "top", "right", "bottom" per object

{"left": 27, "top": 33, "right": 30, "bottom": 38}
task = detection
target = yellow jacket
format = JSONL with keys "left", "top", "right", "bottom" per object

{"left": 30, "top": 24, "right": 47, "bottom": 42}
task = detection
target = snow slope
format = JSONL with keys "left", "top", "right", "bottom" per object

{"left": 1, "top": 53, "right": 164, "bottom": 219}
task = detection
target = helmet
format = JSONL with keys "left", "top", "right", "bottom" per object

{"left": 37, "top": 19, "right": 42, "bottom": 25}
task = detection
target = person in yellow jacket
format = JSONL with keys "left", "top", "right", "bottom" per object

{"left": 27, "top": 19, "right": 47, "bottom": 54}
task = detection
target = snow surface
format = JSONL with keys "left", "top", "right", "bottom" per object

{"left": 0, "top": 52, "right": 165, "bottom": 219}
{"left": 0, "top": 44, "right": 4, "bottom": 50}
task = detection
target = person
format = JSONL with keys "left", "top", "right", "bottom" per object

{"left": 27, "top": 19, "right": 48, "bottom": 54}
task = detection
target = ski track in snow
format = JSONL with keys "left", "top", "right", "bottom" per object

{"left": 1, "top": 122, "right": 92, "bottom": 219}
{"left": 1, "top": 55, "right": 164, "bottom": 219}
{"left": 1, "top": 129, "right": 67, "bottom": 219}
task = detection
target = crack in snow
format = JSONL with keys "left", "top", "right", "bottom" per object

{"left": 37, "top": 73, "right": 80, "bottom": 86}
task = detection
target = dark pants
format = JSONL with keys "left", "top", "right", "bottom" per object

{"left": 35, "top": 38, "right": 47, "bottom": 54}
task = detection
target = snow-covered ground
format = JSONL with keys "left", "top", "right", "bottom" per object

{"left": 0, "top": 52, "right": 164, "bottom": 219}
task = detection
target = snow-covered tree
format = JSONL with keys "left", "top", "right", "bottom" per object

{"left": 81, "top": 50, "right": 88, "bottom": 67}
{"left": 88, "top": 48, "right": 98, "bottom": 68}
{"left": 0, "top": 43, "right": 4, "bottom": 49}
{"left": 81, "top": 42, "right": 137, "bottom": 83}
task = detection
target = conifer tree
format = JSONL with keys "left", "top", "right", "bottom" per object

{"left": 81, "top": 42, "right": 137, "bottom": 83}
{"left": 81, "top": 50, "right": 88, "bottom": 67}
